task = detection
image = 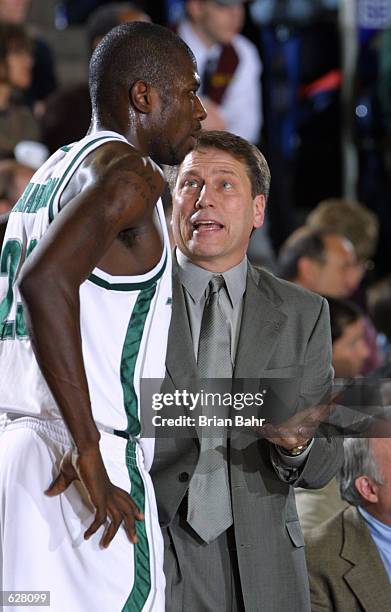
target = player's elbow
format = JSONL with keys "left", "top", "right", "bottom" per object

{"left": 18, "top": 259, "right": 59, "bottom": 307}
{"left": 19, "top": 267, "right": 47, "bottom": 307}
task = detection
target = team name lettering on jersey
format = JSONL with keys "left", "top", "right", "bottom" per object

{"left": 13, "top": 178, "right": 60, "bottom": 214}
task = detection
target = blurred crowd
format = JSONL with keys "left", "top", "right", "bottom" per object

{"left": 3, "top": 1, "right": 391, "bottom": 609}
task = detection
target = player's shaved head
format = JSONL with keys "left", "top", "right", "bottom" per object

{"left": 89, "top": 21, "right": 196, "bottom": 117}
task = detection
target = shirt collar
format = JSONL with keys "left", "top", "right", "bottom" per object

{"left": 176, "top": 249, "right": 247, "bottom": 307}
{"left": 359, "top": 506, "right": 391, "bottom": 539}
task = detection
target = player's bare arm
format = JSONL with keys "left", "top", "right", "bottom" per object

{"left": 18, "top": 142, "right": 165, "bottom": 547}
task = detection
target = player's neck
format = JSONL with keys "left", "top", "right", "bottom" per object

{"left": 87, "top": 117, "right": 127, "bottom": 140}
{"left": 88, "top": 116, "right": 146, "bottom": 156}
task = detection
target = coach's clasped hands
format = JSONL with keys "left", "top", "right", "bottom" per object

{"left": 257, "top": 401, "right": 336, "bottom": 451}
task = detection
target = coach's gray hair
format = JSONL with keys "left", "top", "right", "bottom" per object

{"left": 338, "top": 438, "right": 385, "bottom": 506}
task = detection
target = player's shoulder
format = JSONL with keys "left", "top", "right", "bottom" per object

{"left": 90, "top": 138, "right": 164, "bottom": 186}
{"left": 58, "top": 136, "right": 164, "bottom": 208}
{"left": 91, "top": 138, "right": 153, "bottom": 169}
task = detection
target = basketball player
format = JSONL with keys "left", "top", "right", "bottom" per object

{"left": 0, "top": 22, "right": 205, "bottom": 612}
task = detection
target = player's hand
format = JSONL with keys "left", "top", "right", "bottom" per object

{"left": 45, "top": 447, "right": 144, "bottom": 547}
{"left": 257, "top": 401, "right": 336, "bottom": 451}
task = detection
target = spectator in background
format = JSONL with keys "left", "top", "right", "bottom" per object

{"left": 278, "top": 226, "right": 383, "bottom": 372}
{"left": 278, "top": 227, "right": 358, "bottom": 299}
{"left": 367, "top": 275, "right": 391, "bottom": 365}
{"left": 176, "top": 0, "right": 262, "bottom": 142}
{"left": 306, "top": 199, "right": 383, "bottom": 373}
{"left": 295, "top": 298, "right": 369, "bottom": 534}
{"left": 329, "top": 298, "right": 370, "bottom": 380}
{"left": 0, "top": 158, "right": 33, "bottom": 213}
{"left": 86, "top": 2, "right": 151, "bottom": 55}
{"left": 306, "top": 438, "right": 391, "bottom": 611}
{"left": 306, "top": 198, "right": 379, "bottom": 291}
{"left": 0, "top": 22, "right": 40, "bottom": 159}
{"left": 0, "top": 0, "right": 57, "bottom": 109}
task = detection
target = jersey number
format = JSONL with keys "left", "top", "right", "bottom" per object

{"left": 0, "top": 238, "right": 37, "bottom": 339}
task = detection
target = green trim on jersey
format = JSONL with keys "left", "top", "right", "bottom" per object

{"left": 120, "top": 283, "right": 157, "bottom": 436}
{"left": 48, "top": 135, "right": 122, "bottom": 223}
{"left": 120, "top": 284, "right": 157, "bottom": 611}
{"left": 88, "top": 252, "right": 167, "bottom": 292}
{"left": 123, "top": 440, "right": 151, "bottom": 612}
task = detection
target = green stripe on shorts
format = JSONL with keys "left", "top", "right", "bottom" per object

{"left": 123, "top": 441, "right": 151, "bottom": 612}
{"left": 120, "top": 283, "right": 157, "bottom": 611}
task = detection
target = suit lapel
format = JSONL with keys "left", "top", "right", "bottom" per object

{"left": 230, "top": 265, "right": 288, "bottom": 473}
{"left": 234, "top": 265, "right": 287, "bottom": 378}
{"left": 341, "top": 507, "right": 391, "bottom": 612}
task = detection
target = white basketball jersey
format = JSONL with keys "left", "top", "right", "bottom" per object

{"left": 0, "top": 131, "right": 172, "bottom": 465}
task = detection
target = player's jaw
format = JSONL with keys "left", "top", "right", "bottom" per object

{"left": 165, "top": 123, "right": 203, "bottom": 166}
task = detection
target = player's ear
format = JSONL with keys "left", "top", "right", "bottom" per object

{"left": 130, "top": 80, "right": 153, "bottom": 114}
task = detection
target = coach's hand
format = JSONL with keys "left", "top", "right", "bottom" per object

{"left": 45, "top": 447, "right": 144, "bottom": 547}
{"left": 258, "top": 402, "right": 335, "bottom": 451}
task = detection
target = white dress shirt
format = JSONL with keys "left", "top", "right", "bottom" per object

{"left": 178, "top": 19, "right": 263, "bottom": 143}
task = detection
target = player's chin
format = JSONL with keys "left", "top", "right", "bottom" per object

{"left": 183, "top": 133, "right": 198, "bottom": 154}
{"left": 169, "top": 140, "right": 194, "bottom": 166}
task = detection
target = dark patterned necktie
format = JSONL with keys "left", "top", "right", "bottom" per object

{"left": 187, "top": 275, "right": 233, "bottom": 543}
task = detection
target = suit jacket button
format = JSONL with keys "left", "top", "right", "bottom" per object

{"left": 178, "top": 472, "right": 189, "bottom": 482}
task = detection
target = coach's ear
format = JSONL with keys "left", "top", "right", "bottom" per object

{"left": 253, "top": 194, "right": 265, "bottom": 229}
{"left": 130, "top": 80, "right": 153, "bottom": 114}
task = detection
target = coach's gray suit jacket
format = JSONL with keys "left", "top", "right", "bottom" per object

{"left": 151, "top": 260, "right": 344, "bottom": 612}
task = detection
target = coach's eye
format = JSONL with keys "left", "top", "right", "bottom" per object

{"left": 184, "top": 179, "right": 199, "bottom": 188}
{"left": 222, "top": 181, "right": 233, "bottom": 190}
